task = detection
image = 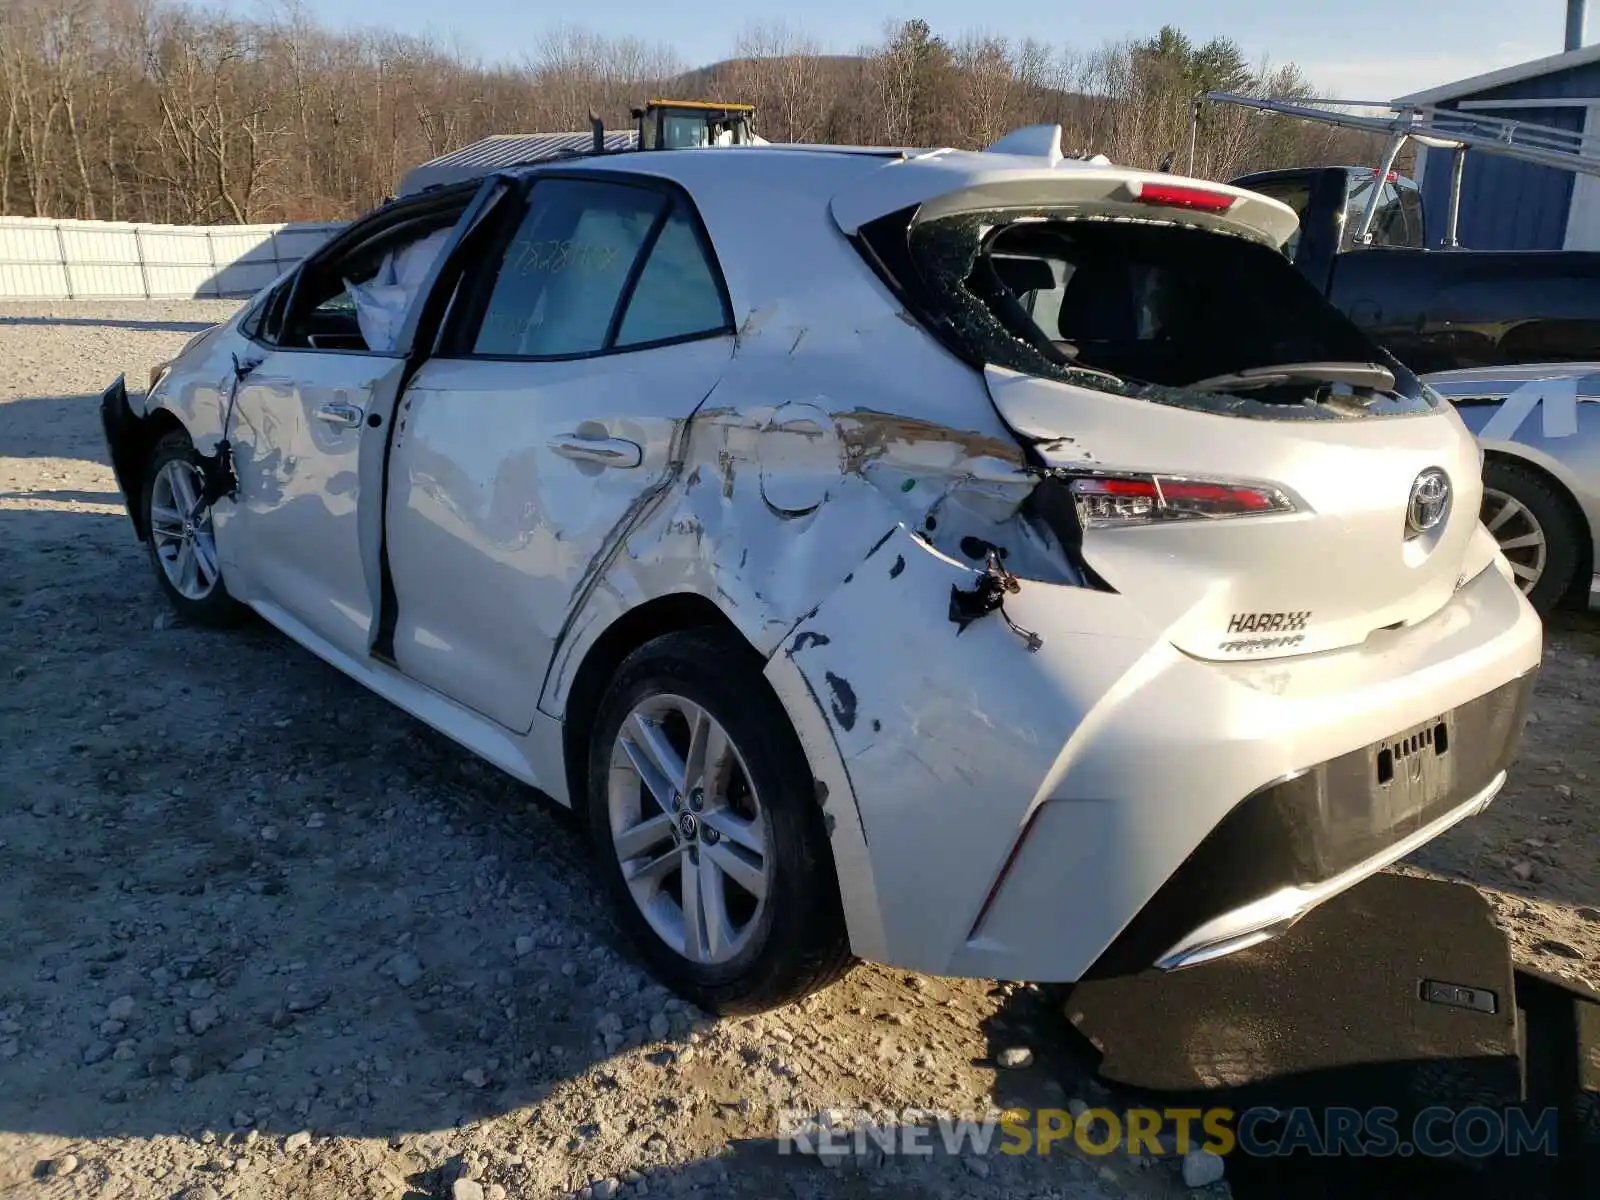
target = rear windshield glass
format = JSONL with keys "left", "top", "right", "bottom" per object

{"left": 893, "top": 209, "right": 1432, "bottom": 421}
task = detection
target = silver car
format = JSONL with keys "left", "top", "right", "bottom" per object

{"left": 99, "top": 137, "right": 1543, "bottom": 1012}
{"left": 1424, "top": 364, "right": 1600, "bottom": 616}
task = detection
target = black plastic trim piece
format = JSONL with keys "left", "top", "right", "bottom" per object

{"left": 99, "top": 375, "right": 147, "bottom": 539}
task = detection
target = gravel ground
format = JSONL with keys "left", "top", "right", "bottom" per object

{"left": 0, "top": 300, "right": 1596, "bottom": 1200}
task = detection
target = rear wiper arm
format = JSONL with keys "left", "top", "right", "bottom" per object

{"left": 1185, "top": 362, "right": 1396, "bottom": 394}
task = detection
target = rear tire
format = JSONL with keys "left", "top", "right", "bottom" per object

{"left": 141, "top": 429, "right": 243, "bottom": 628}
{"left": 586, "top": 629, "right": 853, "bottom": 1013}
{"left": 1480, "top": 459, "right": 1583, "bottom": 616}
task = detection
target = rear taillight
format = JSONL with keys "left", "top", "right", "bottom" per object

{"left": 1124, "top": 180, "right": 1239, "bottom": 214}
{"left": 1063, "top": 472, "right": 1296, "bottom": 527}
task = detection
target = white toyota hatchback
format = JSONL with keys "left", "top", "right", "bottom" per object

{"left": 101, "top": 128, "right": 1542, "bottom": 1013}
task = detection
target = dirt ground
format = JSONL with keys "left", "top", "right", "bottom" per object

{"left": 0, "top": 301, "right": 1595, "bottom": 1200}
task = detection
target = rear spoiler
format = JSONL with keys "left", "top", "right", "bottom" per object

{"left": 829, "top": 147, "right": 1300, "bottom": 250}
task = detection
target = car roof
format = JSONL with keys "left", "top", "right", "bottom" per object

{"left": 502, "top": 144, "right": 899, "bottom": 198}
{"left": 503, "top": 142, "right": 1300, "bottom": 249}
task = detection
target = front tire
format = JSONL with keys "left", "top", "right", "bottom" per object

{"left": 586, "top": 629, "right": 853, "bottom": 1013}
{"left": 141, "top": 429, "right": 242, "bottom": 627}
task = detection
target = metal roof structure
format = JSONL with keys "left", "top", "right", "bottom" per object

{"left": 398, "top": 131, "right": 639, "bottom": 196}
{"left": 1395, "top": 42, "right": 1600, "bottom": 107}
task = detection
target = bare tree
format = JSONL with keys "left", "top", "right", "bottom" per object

{"left": 0, "top": 2, "right": 1362, "bottom": 224}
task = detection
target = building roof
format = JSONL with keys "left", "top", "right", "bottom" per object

{"left": 399, "top": 131, "right": 639, "bottom": 195}
{"left": 1395, "top": 42, "right": 1600, "bottom": 106}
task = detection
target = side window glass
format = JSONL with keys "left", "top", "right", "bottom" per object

{"left": 1243, "top": 180, "right": 1311, "bottom": 261}
{"left": 472, "top": 180, "right": 665, "bottom": 358}
{"left": 1342, "top": 178, "right": 1401, "bottom": 249}
{"left": 242, "top": 280, "right": 287, "bottom": 344}
{"left": 615, "top": 203, "right": 728, "bottom": 347}
{"left": 239, "top": 290, "right": 267, "bottom": 341}
{"left": 1368, "top": 183, "right": 1407, "bottom": 247}
{"left": 1398, "top": 187, "right": 1426, "bottom": 248}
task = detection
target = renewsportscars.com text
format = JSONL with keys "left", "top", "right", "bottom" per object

{"left": 777, "top": 1105, "right": 1560, "bottom": 1159}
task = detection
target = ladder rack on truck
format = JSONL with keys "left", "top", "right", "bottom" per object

{"left": 1193, "top": 91, "right": 1600, "bottom": 248}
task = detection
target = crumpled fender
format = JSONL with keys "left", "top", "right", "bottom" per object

{"left": 759, "top": 522, "right": 1142, "bottom": 973}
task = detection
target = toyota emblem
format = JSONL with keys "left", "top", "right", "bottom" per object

{"left": 1406, "top": 468, "right": 1452, "bottom": 537}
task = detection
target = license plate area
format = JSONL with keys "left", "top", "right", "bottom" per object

{"left": 1374, "top": 713, "right": 1454, "bottom": 821}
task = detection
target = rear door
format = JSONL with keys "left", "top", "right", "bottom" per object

{"left": 383, "top": 173, "right": 736, "bottom": 731}
{"left": 226, "top": 181, "right": 503, "bottom": 661}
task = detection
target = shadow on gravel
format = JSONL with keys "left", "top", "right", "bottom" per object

{"left": 0, "top": 317, "right": 217, "bottom": 333}
{"left": 0, "top": 392, "right": 109, "bottom": 461}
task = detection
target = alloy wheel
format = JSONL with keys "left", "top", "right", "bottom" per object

{"left": 1481, "top": 486, "right": 1547, "bottom": 596}
{"left": 607, "top": 694, "right": 773, "bottom": 965}
{"left": 149, "top": 459, "right": 220, "bottom": 601}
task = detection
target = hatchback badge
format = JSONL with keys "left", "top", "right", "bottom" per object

{"left": 1406, "top": 469, "right": 1451, "bottom": 536}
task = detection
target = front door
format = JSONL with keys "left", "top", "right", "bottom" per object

{"left": 229, "top": 349, "right": 406, "bottom": 659}
{"left": 225, "top": 180, "right": 506, "bottom": 661}
{"left": 383, "top": 174, "right": 736, "bottom": 731}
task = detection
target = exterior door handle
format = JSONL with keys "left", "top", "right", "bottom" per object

{"left": 314, "top": 402, "right": 364, "bottom": 428}
{"left": 549, "top": 434, "right": 643, "bottom": 469}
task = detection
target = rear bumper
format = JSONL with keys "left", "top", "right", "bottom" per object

{"left": 775, "top": 527, "right": 1543, "bottom": 981}
{"left": 1097, "top": 668, "right": 1534, "bottom": 976}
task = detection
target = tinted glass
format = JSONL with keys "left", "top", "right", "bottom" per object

{"left": 1397, "top": 186, "right": 1426, "bottom": 248}
{"left": 1242, "top": 178, "right": 1313, "bottom": 261}
{"left": 615, "top": 204, "right": 726, "bottom": 347}
{"left": 473, "top": 179, "right": 665, "bottom": 358}
{"left": 1341, "top": 177, "right": 1399, "bottom": 249}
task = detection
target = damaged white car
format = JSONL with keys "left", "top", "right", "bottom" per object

{"left": 101, "top": 128, "right": 1543, "bottom": 1012}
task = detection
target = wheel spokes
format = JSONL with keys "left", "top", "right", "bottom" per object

{"left": 175, "top": 538, "right": 197, "bottom": 595}
{"left": 703, "top": 838, "right": 766, "bottom": 901}
{"left": 607, "top": 694, "right": 773, "bottom": 966}
{"left": 700, "top": 806, "right": 762, "bottom": 855}
{"left": 169, "top": 463, "right": 200, "bottom": 518}
{"left": 680, "top": 851, "right": 706, "bottom": 961}
{"left": 1497, "top": 531, "right": 1544, "bottom": 552}
{"left": 624, "top": 840, "right": 684, "bottom": 895}
{"left": 613, "top": 812, "right": 676, "bottom": 862}
{"left": 620, "top": 712, "right": 686, "bottom": 814}
{"left": 694, "top": 852, "right": 736, "bottom": 959}
{"left": 1484, "top": 495, "right": 1523, "bottom": 534}
{"left": 192, "top": 534, "right": 219, "bottom": 584}
{"left": 150, "top": 503, "right": 185, "bottom": 536}
{"left": 151, "top": 461, "right": 220, "bottom": 601}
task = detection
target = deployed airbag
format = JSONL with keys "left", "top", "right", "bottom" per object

{"left": 347, "top": 228, "right": 452, "bottom": 351}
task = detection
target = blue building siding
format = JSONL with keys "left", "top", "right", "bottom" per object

{"left": 1417, "top": 59, "right": 1600, "bottom": 250}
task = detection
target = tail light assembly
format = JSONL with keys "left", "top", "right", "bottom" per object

{"left": 1123, "top": 179, "right": 1240, "bottom": 214}
{"left": 1058, "top": 471, "right": 1297, "bottom": 527}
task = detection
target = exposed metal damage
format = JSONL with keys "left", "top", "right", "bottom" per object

{"left": 545, "top": 367, "right": 1082, "bottom": 705}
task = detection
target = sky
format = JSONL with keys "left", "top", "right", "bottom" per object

{"left": 282, "top": 0, "right": 1578, "bottom": 101}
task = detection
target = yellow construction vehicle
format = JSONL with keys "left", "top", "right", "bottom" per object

{"left": 629, "top": 99, "right": 760, "bottom": 150}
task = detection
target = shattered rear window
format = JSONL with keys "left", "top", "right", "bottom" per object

{"left": 873, "top": 206, "right": 1435, "bottom": 421}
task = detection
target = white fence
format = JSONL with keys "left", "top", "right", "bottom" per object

{"left": 0, "top": 216, "right": 346, "bottom": 300}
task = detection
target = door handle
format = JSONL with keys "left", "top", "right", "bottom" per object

{"left": 314, "top": 402, "right": 364, "bottom": 428}
{"left": 549, "top": 434, "right": 643, "bottom": 469}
